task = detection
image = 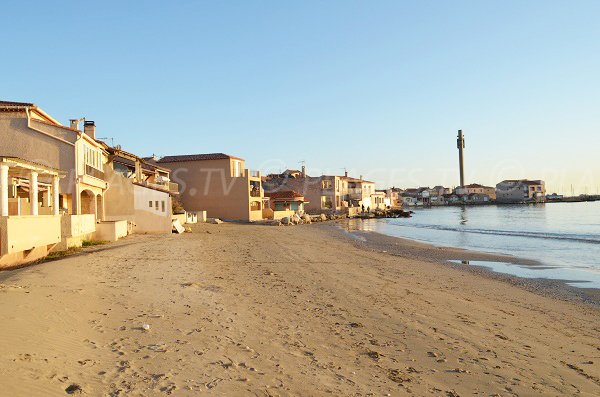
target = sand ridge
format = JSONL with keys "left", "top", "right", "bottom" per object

{"left": 0, "top": 222, "right": 598, "bottom": 396}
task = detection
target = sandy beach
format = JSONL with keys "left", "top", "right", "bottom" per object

{"left": 0, "top": 222, "right": 599, "bottom": 396}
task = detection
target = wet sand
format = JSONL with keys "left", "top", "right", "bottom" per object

{"left": 0, "top": 222, "right": 599, "bottom": 396}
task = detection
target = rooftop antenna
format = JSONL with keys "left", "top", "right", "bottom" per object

{"left": 98, "top": 137, "right": 115, "bottom": 147}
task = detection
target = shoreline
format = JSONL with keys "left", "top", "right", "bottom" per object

{"left": 327, "top": 220, "right": 600, "bottom": 306}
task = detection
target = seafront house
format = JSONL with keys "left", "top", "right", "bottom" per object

{"left": 0, "top": 102, "right": 108, "bottom": 255}
{"left": 455, "top": 183, "right": 496, "bottom": 200}
{"left": 0, "top": 101, "right": 109, "bottom": 219}
{"left": 344, "top": 175, "right": 376, "bottom": 209}
{"left": 496, "top": 179, "right": 546, "bottom": 203}
{"left": 103, "top": 146, "right": 175, "bottom": 233}
{"left": 156, "top": 153, "right": 264, "bottom": 222}
{"left": 264, "top": 171, "right": 344, "bottom": 213}
{"left": 0, "top": 100, "right": 115, "bottom": 266}
{"left": 371, "top": 190, "right": 389, "bottom": 210}
{"left": 385, "top": 187, "right": 403, "bottom": 208}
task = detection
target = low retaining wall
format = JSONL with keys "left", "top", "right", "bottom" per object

{"left": 94, "top": 220, "right": 128, "bottom": 242}
{"left": 0, "top": 215, "right": 62, "bottom": 268}
{"left": 56, "top": 214, "right": 97, "bottom": 250}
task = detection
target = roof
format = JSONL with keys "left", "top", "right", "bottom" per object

{"left": 0, "top": 100, "right": 35, "bottom": 107}
{"left": 341, "top": 176, "right": 375, "bottom": 184}
{"left": 108, "top": 147, "right": 171, "bottom": 173}
{"left": 463, "top": 183, "right": 493, "bottom": 189}
{"left": 157, "top": 153, "right": 243, "bottom": 163}
{"left": 499, "top": 179, "right": 543, "bottom": 185}
{"left": 0, "top": 156, "right": 64, "bottom": 176}
{"left": 0, "top": 100, "right": 61, "bottom": 125}
{"left": 265, "top": 190, "right": 305, "bottom": 200}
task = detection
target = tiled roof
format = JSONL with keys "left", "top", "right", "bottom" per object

{"left": 265, "top": 190, "right": 305, "bottom": 200}
{"left": 157, "top": 153, "right": 243, "bottom": 163}
{"left": 341, "top": 176, "right": 375, "bottom": 184}
{"left": 500, "top": 179, "right": 543, "bottom": 185}
{"left": 0, "top": 100, "right": 35, "bottom": 107}
{"left": 464, "top": 183, "right": 493, "bottom": 188}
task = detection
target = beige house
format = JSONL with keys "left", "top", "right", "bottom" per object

{"left": 156, "top": 153, "right": 264, "bottom": 222}
{"left": 103, "top": 147, "right": 175, "bottom": 233}
{"left": 455, "top": 183, "right": 496, "bottom": 200}
{"left": 0, "top": 101, "right": 118, "bottom": 266}
{"left": 343, "top": 176, "right": 376, "bottom": 209}
{"left": 0, "top": 101, "right": 109, "bottom": 219}
{"left": 264, "top": 173, "right": 345, "bottom": 213}
{"left": 496, "top": 180, "right": 546, "bottom": 203}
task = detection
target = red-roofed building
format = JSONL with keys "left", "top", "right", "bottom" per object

{"left": 264, "top": 191, "right": 308, "bottom": 220}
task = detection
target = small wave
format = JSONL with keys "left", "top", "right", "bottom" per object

{"left": 386, "top": 221, "right": 600, "bottom": 244}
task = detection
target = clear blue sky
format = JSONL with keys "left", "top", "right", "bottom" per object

{"left": 2, "top": 1, "right": 599, "bottom": 194}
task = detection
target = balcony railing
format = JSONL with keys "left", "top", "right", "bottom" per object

{"left": 168, "top": 182, "right": 179, "bottom": 194}
{"left": 85, "top": 165, "right": 105, "bottom": 180}
{"left": 139, "top": 180, "right": 170, "bottom": 192}
{"left": 249, "top": 170, "right": 261, "bottom": 178}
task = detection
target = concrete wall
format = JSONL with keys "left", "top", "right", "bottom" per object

{"left": 94, "top": 220, "right": 128, "bottom": 242}
{"left": 56, "top": 214, "right": 97, "bottom": 249}
{"left": 104, "top": 166, "right": 135, "bottom": 220}
{"left": 104, "top": 165, "right": 172, "bottom": 233}
{"left": 161, "top": 159, "right": 259, "bottom": 222}
{"left": 0, "top": 215, "right": 61, "bottom": 268}
{"left": 133, "top": 184, "right": 172, "bottom": 233}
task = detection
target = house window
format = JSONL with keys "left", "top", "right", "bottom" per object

{"left": 155, "top": 201, "right": 159, "bottom": 210}
{"left": 233, "top": 160, "right": 242, "bottom": 177}
{"left": 149, "top": 201, "right": 152, "bottom": 208}
{"left": 161, "top": 201, "right": 165, "bottom": 212}
{"left": 321, "top": 195, "right": 333, "bottom": 209}
{"left": 321, "top": 180, "right": 332, "bottom": 189}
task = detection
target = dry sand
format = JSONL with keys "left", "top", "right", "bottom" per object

{"left": 0, "top": 222, "right": 598, "bottom": 396}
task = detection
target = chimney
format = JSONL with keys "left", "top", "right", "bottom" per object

{"left": 360, "top": 175, "right": 363, "bottom": 181}
{"left": 344, "top": 170, "right": 348, "bottom": 177}
{"left": 301, "top": 165, "right": 306, "bottom": 178}
{"left": 69, "top": 119, "right": 80, "bottom": 130}
{"left": 84, "top": 120, "right": 96, "bottom": 139}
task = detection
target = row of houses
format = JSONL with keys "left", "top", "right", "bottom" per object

{"left": 262, "top": 169, "right": 391, "bottom": 217}
{"left": 3, "top": 100, "right": 388, "bottom": 268}
{"left": 0, "top": 101, "right": 180, "bottom": 268}
{"left": 396, "top": 180, "right": 546, "bottom": 207}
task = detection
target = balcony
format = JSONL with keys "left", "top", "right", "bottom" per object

{"left": 138, "top": 180, "right": 171, "bottom": 193}
{"left": 85, "top": 165, "right": 104, "bottom": 180}
{"left": 347, "top": 188, "right": 363, "bottom": 200}
{"left": 168, "top": 182, "right": 180, "bottom": 194}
